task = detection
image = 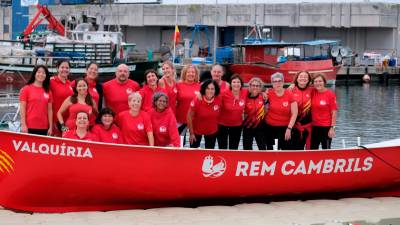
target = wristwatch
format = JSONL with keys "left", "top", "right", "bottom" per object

{"left": 331, "top": 126, "right": 336, "bottom": 130}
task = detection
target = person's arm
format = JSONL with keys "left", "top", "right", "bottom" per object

{"left": 328, "top": 110, "right": 337, "bottom": 139}
{"left": 47, "top": 103, "right": 53, "bottom": 135}
{"left": 57, "top": 97, "right": 71, "bottom": 130}
{"left": 158, "top": 78, "right": 165, "bottom": 89}
{"left": 147, "top": 132, "right": 154, "bottom": 146}
{"left": 20, "top": 101, "right": 28, "bottom": 133}
{"left": 285, "top": 101, "right": 298, "bottom": 141}
{"left": 187, "top": 108, "right": 196, "bottom": 144}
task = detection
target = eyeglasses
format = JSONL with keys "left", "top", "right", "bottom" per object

{"left": 272, "top": 79, "right": 283, "bottom": 83}
{"left": 250, "top": 84, "right": 261, "bottom": 87}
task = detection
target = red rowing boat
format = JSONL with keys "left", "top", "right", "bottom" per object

{"left": 0, "top": 130, "right": 400, "bottom": 213}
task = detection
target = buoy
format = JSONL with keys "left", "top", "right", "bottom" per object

{"left": 5, "top": 75, "right": 14, "bottom": 84}
{"left": 362, "top": 74, "right": 371, "bottom": 83}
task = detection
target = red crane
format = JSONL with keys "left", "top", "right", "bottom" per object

{"left": 21, "top": 4, "right": 65, "bottom": 41}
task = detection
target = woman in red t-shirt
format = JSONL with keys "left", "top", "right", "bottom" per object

{"left": 139, "top": 69, "right": 166, "bottom": 112}
{"left": 243, "top": 77, "right": 266, "bottom": 150}
{"left": 57, "top": 78, "right": 98, "bottom": 133}
{"left": 50, "top": 60, "right": 73, "bottom": 136}
{"left": 62, "top": 111, "right": 98, "bottom": 141}
{"left": 265, "top": 72, "right": 298, "bottom": 150}
{"left": 71, "top": 62, "right": 101, "bottom": 109}
{"left": 217, "top": 74, "right": 247, "bottom": 150}
{"left": 20, "top": 65, "right": 53, "bottom": 136}
{"left": 91, "top": 108, "right": 124, "bottom": 144}
{"left": 310, "top": 73, "right": 338, "bottom": 149}
{"left": 187, "top": 79, "right": 221, "bottom": 149}
{"left": 176, "top": 64, "right": 201, "bottom": 145}
{"left": 159, "top": 61, "right": 177, "bottom": 114}
{"left": 149, "top": 92, "right": 180, "bottom": 147}
{"left": 115, "top": 92, "right": 154, "bottom": 146}
{"left": 290, "top": 71, "right": 314, "bottom": 150}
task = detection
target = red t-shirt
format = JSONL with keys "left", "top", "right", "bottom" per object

{"left": 176, "top": 82, "right": 200, "bottom": 124}
{"left": 20, "top": 84, "right": 53, "bottom": 129}
{"left": 115, "top": 110, "right": 153, "bottom": 145}
{"left": 62, "top": 130, "right": 98, "bottom": 141}
{"left": 190, "top": 96, "right": 221, "bottom": 135}
{"left": 265, "top": 89, "right": 295, "bottom": 126}
{"left": 65, "top": 103, "right": 96, "bottom": 130}
{"left": 149, "top": 108, "right": 180, "bottom": 147}
{"left": 292, "top": 86, "right": 313, "bottom": 125}
{"left": 160, "top": 78, "right": 178, "bottom": 114}
{"left": 311, "top": 89, "right": 338, "bottom": 126}
{"left": 244, "top": 94, "right": 265, "bottom": 129}
{"left": 139, "top": 85, "right": 166, "bottom": 112}
{"left": 103, "top": 79, "right": 140, "bottom": 114}
{"left": 50, "top": 76, "right": 73, "bottom": 123}
{"left": 71, "top": 79, "right": 99, "bottom": 106}
{"left": 219, "top": 89, "right": 247, "bottom": 126}
{"left": 219, "top": 80, "right": 230, "bottom": 93}
{"left": 91, "top": 124, "right": 124, "bottom": 144}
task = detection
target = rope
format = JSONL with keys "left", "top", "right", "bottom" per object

{"left": 359, "top": 145, "right": 400, "bottom": 173}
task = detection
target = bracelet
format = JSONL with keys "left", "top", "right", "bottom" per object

{"left": 287, "top": 127, "right": 292, "bottom": 130}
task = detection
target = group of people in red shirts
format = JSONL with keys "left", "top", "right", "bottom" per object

{"left": 19, "top": 60, "right": 337, "bottom": 150}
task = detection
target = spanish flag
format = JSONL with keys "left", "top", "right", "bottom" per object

{"left": 173, "top": 25, "right": 180, "bottom": 45}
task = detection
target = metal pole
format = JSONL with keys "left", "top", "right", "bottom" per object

{"left": 213, "top": 0, "right": 218, "bottom": 64}
{"left": 172, "top": 0, "right": 178, "bottom": 63}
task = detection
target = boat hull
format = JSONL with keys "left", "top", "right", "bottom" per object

{"left": 0, "top": 130, "right": 400, "bottom": 212}
{"left": 229, "top": 60, "right": 340, "bottom": 85}
{"left": 0, "top": 61, "right": 159, "bottom": 84}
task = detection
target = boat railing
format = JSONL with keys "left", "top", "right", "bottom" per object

{"left": 0, "top": 92, "right": 20, "bottom": 131}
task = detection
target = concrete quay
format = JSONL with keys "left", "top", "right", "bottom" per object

{"left": 0, "top": 197, "right": 400, "bottom": 225}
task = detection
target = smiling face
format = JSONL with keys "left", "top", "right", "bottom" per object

{"left": 231, "top": 78, "right": 242, "bottom": 91}
{"left": 272, "top": 77, "right": 284, "bottom": 90}
{"left": 296, "top": 72, "right": 310, "bottom": 88}
{"left": 162, "top": 63, "right": 174, "bottom": 79}
{"left": 86, "top": 64, "right": 98, "bottom": 81}
{"left": 57, "top": 62, "right": 70, "bottom": 80}
{"left": 116, "top": 64, "right": 129, "bottom": 83}
{"left": 128, "top": 95, "right": 142, "bottom": 112}
{"left": 75, "top": 80, "right": 88, "bottom": 95}
{"left": 35, "top": 67, "right": 46, "bottom": 83}
{"left": 146, "top": 72, "right": 158, "bottom": 86}
{"left": 205, "top": 83, "right": 216, "bottom": 99}
{"left": 76, "top": 112, "right": 89, "bottom": 129}
{"left": 155, "top": 95, "right": 168, "bottom": 112}
{"left": 313, "top": 76, "right": 326, "bottom": 91}
{"left": 101, "top": 114, "right": 114, "bottom": 128}
{"left": 186, "top": 66, "right": 196, "bottom": 82}
{"left": 211, "top": 65, "right": 224, "bottom": 82}
{"left": 249, "top": 81, "right": 262, "bottom": 96}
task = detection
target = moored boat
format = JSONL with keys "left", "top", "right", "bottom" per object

{"left": 0, "top": 4, "right": 158, "bottom": 85}
{"left": 227, "top": 26, "right": 342, "bottom": 85}
{"left": 0, "top": 130, "right": 400, "bottom": 213}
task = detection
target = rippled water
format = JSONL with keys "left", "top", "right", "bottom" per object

{"left": 333, "top": 80, "right": 400, "bottom": 148}
{"left": 1, "top": 81, "right": 399, "bottom": 149}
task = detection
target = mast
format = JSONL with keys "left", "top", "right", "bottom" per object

{"left": 213, "top": 0, "right": 218, "bottom": 64}
{"left": 172, "top": 0, "right": 178, "bottom": 63}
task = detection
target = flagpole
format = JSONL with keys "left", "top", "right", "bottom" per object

{"left": 213, "top": 0, "right": 218, "bottom": 64}
{"left": 172, "top": 0, "right": 178, "bottom": 64}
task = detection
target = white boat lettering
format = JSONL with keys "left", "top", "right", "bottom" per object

{"left": 12, "top": 140, "right": 93, "bottom": 159}
{"left": 236, "top": 158, "right": 373, "bottom": 176}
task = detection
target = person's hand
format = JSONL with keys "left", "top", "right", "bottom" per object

{"left": 285, "top": 128, "right": 292, "bottom": 141}
{"left": 21, "top": 124, "right": 28, "bottom": 133}
{"left": 328, "top": 127, "right": 336, "bottom": 138}
{"left": 47, "top": 127, "right": 53, "bottom": 136}
{"left": 189, "top": 133, "right": 196, "bottom": 144}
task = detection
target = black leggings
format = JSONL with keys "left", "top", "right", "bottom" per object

{"left": 265, "top": 124, "right": 292, "bottom": 150}
{"left": 311, "top": 126, "right": 332, "bottom": 149}
{"left": 242, "top": 123, "right": 266, "bottom": 150}
{"left": 291, "top": 127, "right": 310, "bottom": 150}
{"left": 190, "top": 133, "right": 218, "bottom": 149}
{"left": 28, "top": 128, "right": 48, "bottom": 136}
{"left": 217, "top": 124, "right": 242, "bottom": 150}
